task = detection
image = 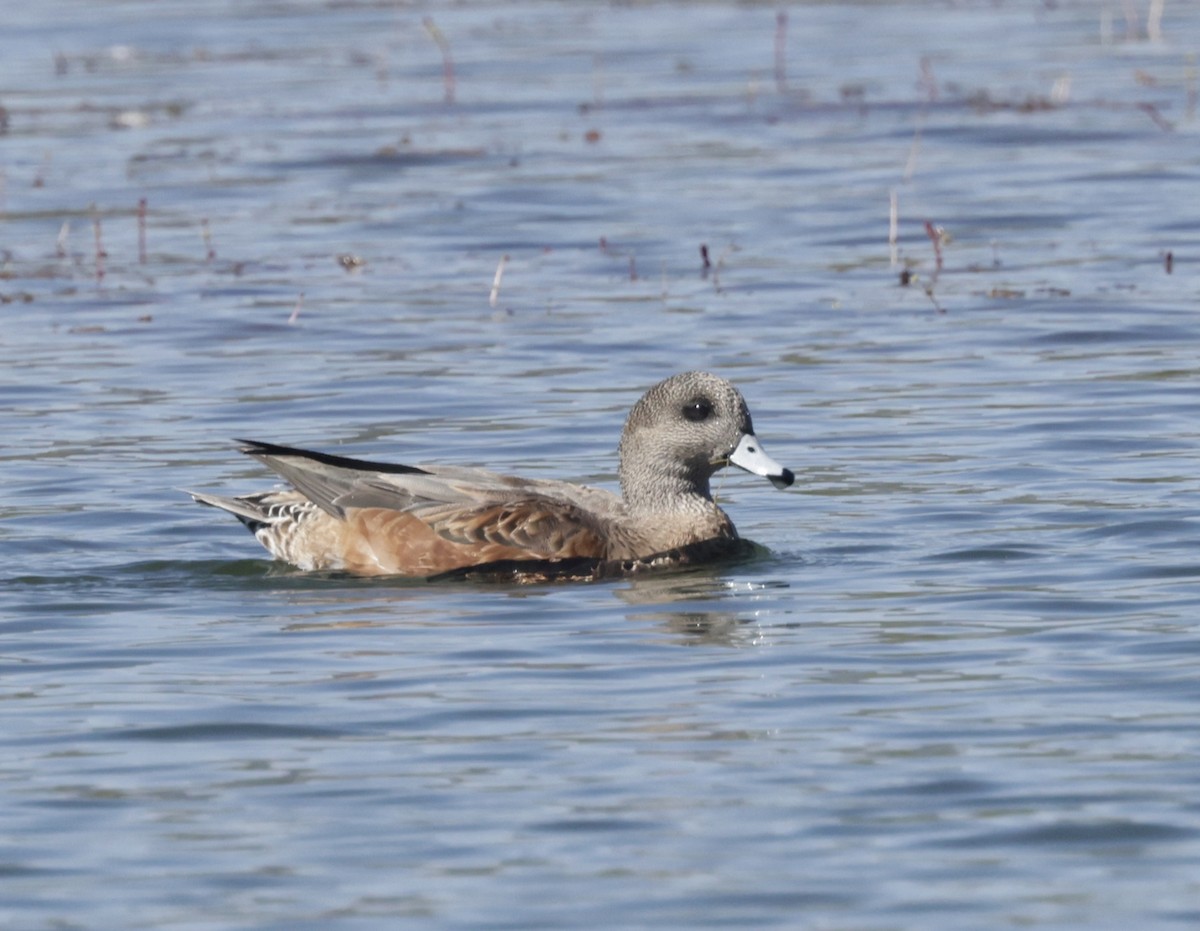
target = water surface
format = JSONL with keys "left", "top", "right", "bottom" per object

{"left": 3, "top": 2, "right": 1200, "bottom": 928}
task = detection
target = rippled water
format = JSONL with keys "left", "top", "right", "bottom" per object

{"left": 4, "top": 1, "right": 1200, "bottom": 927}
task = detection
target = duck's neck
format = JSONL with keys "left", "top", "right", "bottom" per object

{"left": 620, "top": 460, "right": 713, "bottom": 515}
{"left": 619, "top": 485, "right": 736, "bottom": 560}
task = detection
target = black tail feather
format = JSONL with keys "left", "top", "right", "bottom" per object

{"left": 235, "top": 439, "right": 429, "bottom": 476}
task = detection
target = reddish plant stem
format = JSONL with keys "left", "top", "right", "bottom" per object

{"left": 423, "top": 17, "right": 456, "bottom": 104}
{"left": 1137, "top": 101, "right": 1174, "bottom": 132}
{"left": 201, "top": 218, "right": 215, "bottom": 262}
{"left": 924, "top": 220, "right": 943, "bottom": 271}
{"left": 919, "top": 57, "right": 939, "bottom": 102}
{"left": 923, "top": 221, "right": 945, "bottom": 313}
{"left": 92, "top": 209, "right": 106, "bottom": 283}
{"left": 137, "top": 197, "right": 147, "bottom": 264}
{"left": 774, "top": 11, "right": 788, "bottom": 95}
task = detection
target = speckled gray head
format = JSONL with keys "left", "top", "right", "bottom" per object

{"left": 617, "top": 371, "right": 793, "bottom": 509}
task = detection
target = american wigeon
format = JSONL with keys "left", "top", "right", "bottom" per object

{"left": 191, "top": 371, "right": 793, "bottom": 581}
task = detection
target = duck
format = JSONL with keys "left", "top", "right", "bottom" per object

{"left": 190, "top": 371, "right": 793, "bottom": 581}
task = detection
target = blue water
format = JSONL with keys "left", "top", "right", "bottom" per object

{"left": 3, "top": 1, "right": 1200, "bottom": 927}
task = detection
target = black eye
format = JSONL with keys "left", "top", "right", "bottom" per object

{"left": 682, "top": 398, "right": 713, "bottom": 423}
